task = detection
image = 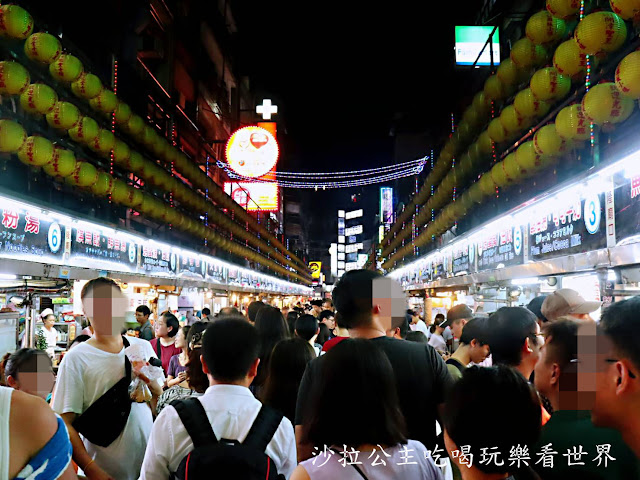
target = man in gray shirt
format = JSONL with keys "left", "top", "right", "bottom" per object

{"left": 136, "top": 305, "right": 154, "bottom": 340}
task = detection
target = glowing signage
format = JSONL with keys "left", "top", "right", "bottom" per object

{"left": 309, "top": 261, "right": 322, "bottom": 279}
{"left": 345, "top": 243, "right": 363, "bottom": 253}
{"left": 346, "top": 209, "right": 363, "bottom": 220}
{"left": 224, "top": 182, "right": 279, "bottom": 212}
{"left": 380, "top": 187, "right": 394, "bottom": 225}
{"left": 225, "top": 126, "right": 279, "bottom": 178}
{"left": 455, "top": 26, "right": 500, "bottom": 66}
{"left": 345, "top": 225, "right": 363, "bottom": 236}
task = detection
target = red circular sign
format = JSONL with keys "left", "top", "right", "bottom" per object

{"left": 225, "top": 126, "right": 279, "bottom": 178}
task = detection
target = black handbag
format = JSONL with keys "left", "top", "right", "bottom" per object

{"left": 72, "top": 337, "right": 133, "bottom": 447}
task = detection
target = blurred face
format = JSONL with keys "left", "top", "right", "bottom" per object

{"left": 323, "top": 315, "right": 336, "bottom": 330}
{"left": 174, "top": 328, "right": 186, "bottom": 349}
{"left": 155, "top": 316, "right": 171, "bottom": 338}
{"left": 7, "top": 356, "right": 55, "bottom": 400}
{"left": 323, "top": 302, "right": 332, "bottom": 311}
{"left": 591, "top": 329, "right": 621, "bottom": 428}
{"left": 451, "top": 319, "right": 467, "bottom": 339}
{"left": 534, "top": 336, "right": 555, "bottom": 398}
{"left": 82, "top": 283, "right": 127, "bottom": 336}
{"left": 372, "top": 278, "right": 406, "bottom": 332}
{"left": 312, "top": 305, "right": 322, "bottom": 314}
{"left": 135, "top": 310, "right": 149, "bottom": 325}
{"left": 469, "top": 341, "right": 491, "bottom": 364}
{"left": 43, "top": 315, "right": 56, "bottom": 329}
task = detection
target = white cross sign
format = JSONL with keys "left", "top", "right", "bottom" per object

{"left": 256, "top": 99, "right": 278, "bottom": 120}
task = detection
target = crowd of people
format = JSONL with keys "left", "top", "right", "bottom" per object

{"left": 2, "top": 270, "right": 640, "bottom": 480}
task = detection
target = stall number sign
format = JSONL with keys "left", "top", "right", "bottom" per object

{"left": 452, "top": 243, "right": 475, "bottom": 275}
{"left": 477, "top": 226, "right": 524, "bottom": 271}
{"left": 70, "top": 228, "right": 137, "bottom": 267}
{"left": 528, "top": 193, "right": 606, "bottom": 260}
{"left": 0, "top": 208, "right": 65, "bottom": 263}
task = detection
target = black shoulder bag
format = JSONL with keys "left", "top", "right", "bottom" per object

{"left": 72, "top": 336, "right": 133, "bottom": 447}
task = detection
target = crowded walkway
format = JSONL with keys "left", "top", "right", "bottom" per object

{"left": 2, "top": 270, "right": 640, "bottom": 480}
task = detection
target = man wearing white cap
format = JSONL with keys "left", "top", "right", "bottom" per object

{"left": 541, "top": 288, "right": 601, "bottom": 322}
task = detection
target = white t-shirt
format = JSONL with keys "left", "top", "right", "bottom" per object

{"left": 52, "top": 336, "right": 157, "bottom": 480}
{"left": 410, "top": 321, "right": 429, "bottom": 336}
{"left": 42, "top": 326, "right": 59, "bottom": 349}
{"left": 428, "top": 333, "right": 447, "bottom": 354}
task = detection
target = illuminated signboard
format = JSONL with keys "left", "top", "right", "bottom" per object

{"left": 225, "top": 126, "right": 279, "bottom": 178}
{"left": 309, "top": 261, "right": 322, "bottom": 279}
{"left": 380, "top": 187, "right": 394, "bottom": 225}
{"left": 345, "top": 243, "right": 363, "bottom": 253}
{"left": 345, "top": 225, "right": 363, "bottom": 236}
{"left": 224, "top": 182, "right": 279, "bottom": 212}
{"left": 477, "top": 225, "right": 524, "bottom": 271}
{"left": 455, "top": 26, "right": 500, "bottom": 66}
{"left": 346, "top": 209, "right": 363, "bottom": 220}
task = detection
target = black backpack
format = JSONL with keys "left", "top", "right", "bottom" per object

{"left": 170, "top": 397, "right": 286, "bottom": 480}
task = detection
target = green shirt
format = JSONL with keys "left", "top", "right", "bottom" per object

{"left": 534, "top": 410, "right": 640, "bottom": 480}
{"left": 446, "top": 358, "right": 466, "bottom": 382}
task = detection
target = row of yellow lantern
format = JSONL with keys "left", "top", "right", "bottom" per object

{"left": 0, "top": 4, "right": 309, "bottom": 277}
{"left": 383, "top": 8, "right": 634, "bottom": 268}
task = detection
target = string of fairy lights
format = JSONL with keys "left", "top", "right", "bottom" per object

{"left": 216, "top": 157, "right": 428, "bottom": 189}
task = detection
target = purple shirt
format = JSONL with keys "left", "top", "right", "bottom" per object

{"left": 168, "top": 354, "right": 188, "bottom": 378}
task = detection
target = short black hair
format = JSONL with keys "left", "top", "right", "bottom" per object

{"left": 248, "top": 301, "right": 266, "bottom": 322}
{"left": 286, "top": 311, "right": 299, "bottom": 336}
{"left": 332, "top": 269, "right": 383, "bottom": 328}
{"left": 201, "top": 307, "right": 211, "bottom": 316}
{"left": 201, "top": 318, "right": 260, "bottom": 382}
{"left": 302, "top": 339, "right": 407, "bottom": 447}
{"left": 310, "top": 299, "right": 323, "bottom": 307}
{"left": 406, "top": 331, "right": 428, "bottom": 343}
{"left": 599, "top": 296, "right": 640, "bottom": 371}
{"left": 487, "top": 307, "right": 538, "bottom": 367}
{"left": 162, "top": 312, "right": 180, "bottom": 338}
{"left": 135, "top": 305, "right": 151, "bottom": 317}
{"left": 4, "top": 348, "right": 51, "bottom": 382}
{"left": 391, "top": 315, "right": 409, "bottom": 339}
{"left": 459, "top": 317, "right": 490, "bottom": 346}
{"left": 542, "top": 319, "right": 578, "bottom": 372}
{"left": 527, "top": 295, "right": 548, "bottom": 323}
{"left": 295, "top": 314, "right": 319, "bottom": 341}
{"left": 318, "top": 310, "right": 335, "bottom": 322}
{"left": 444, "top": 366, "right": 541, "bottom": 475}
{"left": 80, "top": 277, "right": 120, "bottom": 299}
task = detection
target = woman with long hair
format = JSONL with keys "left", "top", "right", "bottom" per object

{"left": 261, "top": 337, "right": 315, "bottom": 423}
{"left": 253, "top": 306, "right": 289, "bottom": 394}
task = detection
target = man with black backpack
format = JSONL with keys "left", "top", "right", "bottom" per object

{"left": 139, "top": 318, "right": 296, "bottom": 479}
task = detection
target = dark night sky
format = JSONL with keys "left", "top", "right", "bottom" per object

{"left": 232, "top": 2, "right": 484, "bottom": 247}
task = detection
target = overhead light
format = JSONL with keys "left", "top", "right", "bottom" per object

{"left": 511, "top": 277, "right": 539, "bottom": 286}
{"left": 607, "top": 270, "right": 617, "bottom": 282}
{"left": 0, "top": 273, "right": 17, "bottom": 280}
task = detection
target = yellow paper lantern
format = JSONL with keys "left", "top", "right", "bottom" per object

{"left": 530, "top": 67, "right": 571, "bottom": 101}
{"left": 69, "top": 161, "right": 98, "bottom": 188}
{"left": 503, "top": 152, "right": 524, "bottom": 182}
{"left": 91, "top": 171, "right": 115, "bottom": 196}
{"left": 555, "top": 104, "right": 591, "bottom": 141}
{"left": 488, "top": 118, "right": 508, "bottom": 143}
{"left": 575, "top": 12, "right": 627, "bottom": 55}
{"left": 0, "top": 61, "right": 30, "bottom": 95}
{"left": 610, "top": 0, "right": 640, "bottom": 21}
{"left": 113, "top": 140, "right": 131, "bottom": 165}
{"left": 46, "top": 101, "right": 80, "bottom": 130}
{"left": 484, "top": 75, "right": 507, "bottom": 101}
{"left": 615, "top": 51, "right": 640, "bottom": 99}
{"left": 20, "top": 83, "right": 57, "bottom": 115}
{"left": 127, "top": 150, "right": 144, "bottom": 174}
{"left": 68, "top": 116, "right": 99, "bottom": 145}
{"left": 71, "top": 73, "right": 103, "bottom": 99}
{"left": 43, "top": 147, "right": 76, "bottom": 177}
{"left": 582, "top": 83, "right": 635, "bottom": 125}
{"left": 0, "top": 5, "right": 34, "bottom": 39}
{"left": 90, "top": 129, "right": 116, "bottom": 155}
{"left": 142, "top": 125, "right": 156, "bottom": 148}
{"left": 546, "top": 0, "right": 580, "bottom": 19}
{"left": 511, "top": 38, "right": 547, "bottom": 68}
{"left": 490, "top": 162, "right": 510, "bottom": 187}
{"left": 0, "top": 120, "right": 26, "bottom": 152}
{"left": 111, "top": 179, "right": 129, "bottom": 204}
{"left": 24, "top": 33, "right": 61, "bottom": 64}
{"left": 526, "top": 11, "right": 566, "bottom": 45}
{"left": 515, "top": 141, "right": 546, "bottom": 175}
{"left": 499, "top": 105, "right": 526, "bottom": 135}
{"left": 472, "top": 91, "right": 491, "bottom": 117}
{"left": 127, "top": 187, "right": 144, "bottom": 208}
{"left": 533, "top": 124, "right": 568, "bottom": 156}
{"left": 126, "top": 115, "right": 145, "bottom": 136}
{"left": 479, "top": 172, "right": 498, "bottom": 196}
{"left": 514, "top": 88, "right": 551, "bottom": 118}
{"left": 49, "top": 54, "right": 83, "bottom": 83}
{"left": 17, "top": 136, "right": 54, "bottom": 166}
{"left": 89, "top": 89, "right": 118, "bottom": 113}
{"left": 114, "top": 102, "right": 132, "bottom": 125}
{"left": 478, "top": 131, "right": 493, "bottom": 155}
{"left": 497, "top": 59, "right": 522, "bottom": 87}
{"left": 553, "top": 39, "right": 590, "bottom": 79}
